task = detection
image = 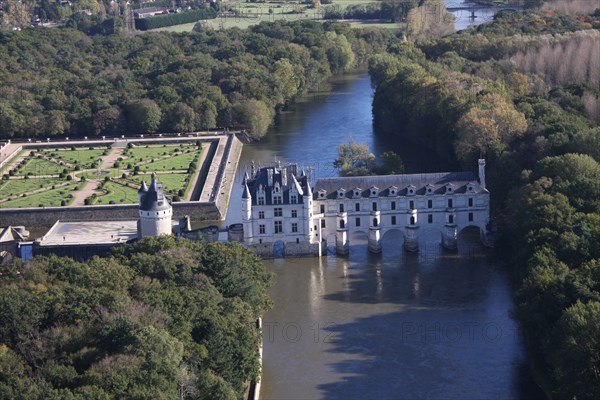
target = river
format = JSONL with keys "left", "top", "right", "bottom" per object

{"left": 224, "top": 73, "right": 542, "bottom": 399}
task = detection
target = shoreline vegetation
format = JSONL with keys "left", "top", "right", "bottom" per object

{"left": 369, "top": 4, "right": 600, "bottom": 398}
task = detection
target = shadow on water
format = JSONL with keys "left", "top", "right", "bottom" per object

{"left": 313, "top": 231, "right": 545, "bottom": 399}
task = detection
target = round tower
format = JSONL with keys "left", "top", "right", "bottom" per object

{"left": 138, "top": 173, "right": 173, "bottom": 238}
{"left": 242, "top": 182, "right": 253, "bottom": 242}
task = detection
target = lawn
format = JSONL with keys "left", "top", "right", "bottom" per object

{"left": 0, "top": 178, "right": 64, "bottom": 198}
{"left": 13, "top": 157, "right": 70, "bottom": 176}
{"left": 0, "top": 184, "right": 77, "bottom": 208}
{"left": 139, "top": 149, "right": 201, "bottom": 172}
{"left": 152, "top": 173, "right": 189, "bottom": 195}
{"left": 93, "top": 182, "right": 139, "bottom": 205}
{"left": 46, "top": 148, "right": 106, "bottom": 168}
{"left": 125, "top": 144, "right": 200, "bottom": 166}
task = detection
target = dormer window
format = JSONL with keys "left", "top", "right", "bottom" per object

{"left": 407, "top": 185, "right": 416, "bottom": 196}
{"left": 389, "top": 186, "right": 398, "bottom": 196}
{"left": 369, "top": 186, "right": 379, "bottom": 197}
{"left": 353, "top": 188, "right": 362, "bottom": 198}
{"left": 426, "top": 184, "right": 434, "bottom": 195}
{"left": 318, "top": 189, "right": 327, "bottom": 199}
{"left": 274, "top": 182, "right": 280, "bottom": 193}
{"left": 337, "top": 189, "right": 346, "bottom": 199}
{"left": 446, "top": 183, "right": 455, "bottom": 194}
{"left": 466, "top": 183, "right": 475, "bottom": 193}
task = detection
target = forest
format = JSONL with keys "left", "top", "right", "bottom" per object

{"left": 0, "top": 20, "right": 395, "bottom": 139}
{"left": 0, "top": 236, "right": 272, "bottom": 399}
{"left": 369, "top": 6, "right": 600, "bottom": 398}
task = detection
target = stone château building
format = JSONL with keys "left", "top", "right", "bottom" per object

{"left": 138, "top": 173, "right": 173, "bottom": 238}
{"left": 242, "top": 160, "right": 490, "bottom": 257}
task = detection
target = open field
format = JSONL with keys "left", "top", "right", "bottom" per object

{"left": 0, "top": 140, "right": 212, "bottom": 208}
{"left": 150, "top": 0, "right": 393, "bottom": 32}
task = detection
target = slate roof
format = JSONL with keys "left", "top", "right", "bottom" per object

{"left": 313, "top": 172, "right": 485, "bottom": 199}
{"left": 139, "top": 174, "right": 171, "bottom": 212}
{"left": 246, "top": 164, "right": 311, "bottom": 205}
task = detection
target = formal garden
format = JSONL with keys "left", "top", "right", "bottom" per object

{"left": 0, "top": 141, "right": 211, "bottom": 208}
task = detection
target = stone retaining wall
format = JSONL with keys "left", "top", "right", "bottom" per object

{"left": 0, "top": 201, "right": 221, "bottom": 229}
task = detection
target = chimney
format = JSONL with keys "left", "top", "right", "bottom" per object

{"left": 282, "top": 167, "right": 287, "bottom": 186}
{"left": 478, "top": 159, "right": 486, "bottom": 189}
{"left": 267, "top": 168, "right": 273, "bottom": 187}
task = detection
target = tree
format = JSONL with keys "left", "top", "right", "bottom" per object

{"left": 550, "top": 300, "right": 600, "bottom": 400}
{"left": 376, "top": 151, "right": 405, "bottom": 175}
{"left": 333, "top": 139, "right": 376, "bottom": 176}
{"left": 127, "top": 100, "right": 162, "bottom": 134}
{"left": 233, "top": 100, "right": 273, "bottom": 140}
{"left": 455, "top": 94, "right": 527, "bottom": 161}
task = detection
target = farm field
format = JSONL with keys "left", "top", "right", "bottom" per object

{"left": 0, "top": 140, "right": 211, "bottom": 208}
{"left": 150, "top": 0, "right": 391, "bottom": 32}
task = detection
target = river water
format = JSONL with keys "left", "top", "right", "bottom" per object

{"left": 225, "top": 73, "right": 542, "bottom": 399}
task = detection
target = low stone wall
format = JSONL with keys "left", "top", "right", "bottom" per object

{"left": 0, "top": 201, "right": 221, "bottom": 229}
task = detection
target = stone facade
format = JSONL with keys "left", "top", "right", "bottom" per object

{"left": 242, "top": 161, "right": 491, "bottom": 257}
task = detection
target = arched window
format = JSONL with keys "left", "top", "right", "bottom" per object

{"left": 340, "top": 220, "right": 345, "bottom": 229}
{"left": 410, "top": 216, "right": 415, "bottom": 225}
{"left": 449, "top": 215, "right": 454, "bottom": 224}
{"left": 373, "top": 218, "right": 378, "bottom": 227}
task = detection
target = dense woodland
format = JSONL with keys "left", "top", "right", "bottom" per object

{"left": 369, "top": 7, "right": 600, "bottom": 398}
{"left": 0, "top": 20, "right": 394, "bottom": 139}
{"left": 0, "top": 237, "right": 272, "bottom": 399}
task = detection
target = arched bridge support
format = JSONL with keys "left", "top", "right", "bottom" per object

{"left": 404, "top": 225, "right": 419, "bottom": 252}
{"left": 336, "top": 228, "right": 349, "bottom": 255}
{"left": 442, "top": 224, "right": 458, "bottom": 250}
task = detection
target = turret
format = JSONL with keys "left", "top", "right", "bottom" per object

{"left": 242, "top": 182, "right": 253, "bottom": 242}
{"left": 138, "top": 173, "right": 172, "bottom": 238}
{"left": 478, "top": 159, "right": 486, "bottom": 190}
{"left": 138, "top": 180, "right": 148, "bottom": 204}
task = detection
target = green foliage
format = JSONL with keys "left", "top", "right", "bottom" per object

{"left": 0, "top": 22, "right": 394, "bottom": 138}
{"left": 333, "top": 139, "right": 375, "bottom": 176}
{"left": 0, "top": 238, "right": 272, "bottom": 399}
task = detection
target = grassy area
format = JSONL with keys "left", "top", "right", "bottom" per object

{"left": 139, "top": 149, "right": 201, "bottom": 172}
{"left": 124, "top": 143, "right": 200, "bottom": 165}
{"left": 94, "top": 182, "right": 139, "bottom": 205}
{"left": 0, "top": 178, "right": 64, "bottom": 198}
{"left": 152, "top": 173, "right": 189, "bottom": 195}
{"left": 13, "top": 157, "right": 70, "bottom": 176}
{"left": 0, "top": 184, "right": 77, "bottom": 208}
{"left": 46, "top": 148, "right": 106, "bottom": 168}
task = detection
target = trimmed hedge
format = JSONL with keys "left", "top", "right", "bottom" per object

{"left": 135, "top": 8, "right": 217, "bottom": 30}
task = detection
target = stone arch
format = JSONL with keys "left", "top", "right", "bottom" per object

{"left": 381, "top": 228, "right": 405, "bottom": 250}
{"left": 457, "top": 225, "right": 486, "bottom": 254}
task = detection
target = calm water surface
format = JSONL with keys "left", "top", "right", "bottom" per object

{"left": 225, "top": 73, "right": 542, "bottom": 399}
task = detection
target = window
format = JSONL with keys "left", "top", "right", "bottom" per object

{"left": 292, "top": 223, "right": 298, "bottom": 233}
{"left": 448, "top": 199, "right": 453, "bottom": 208}
{"left": 258, "top": 197, "right": 265, "bottom": 205}
{"left": 391, "top": 215, "right": 397, "bottom": 225}
{"left": 372, "top": 202, "right": 377, "bottom": 211}
{"left": 391, "top": 201, "right": 396, "bottom": 210}
{"left": 339, "top": 204, "right": 344, "bottom": 213}
{"left": 356, "top": 217, "right": 361, "bottom": 227}
{"left": 428, "top": 200, "right": 433, "bottom": 209}
{"left": 259, "top": 224, "right": 265, "bottom": 234}
{"left": 468, "top": 198, "right": 473, "bottom": 207}
{"left": 468, "top": 212, "right": 473, "bottom": 222}
{"left": 274, "top": 208, "right": 282, "bottom": 217}
{"left": 340, "top": 220, "right": 345, "bottom": 229}
{"left": 273, "top": 196, "right": 282, "bottom": 205}
{"left": 410, "top": 216, "right": 416, "bottom": 225}
{"left": 355, "top": 203, "right": 360, "bottom": 212}
{"left": 409, "top": 200, "right": 414, "bottom": 210}
{"left": 259, "top": 211, "right": 265, "bottom": 219}
{"left": 274, "top": 221, "right": 283, "bottom": 233}
{"left": 291, "top": 209, "right": 297, "bottom": 218}
{"left": 449, "top": 215, "right": 454, "bottom": 224}
{"left": 428, "top": 214, "right": 433, "bottom": 223}
{"left": 320, "top": 204, "right": 325, "bottom": 214}
{"left": 373, "top": 218, "right": 378, "bottom": 227}
{"left": 291, "top": 195, "right": 298, "bottom": 204}
{"left": 321, "top": 219, "right": 326, "bottom": 228}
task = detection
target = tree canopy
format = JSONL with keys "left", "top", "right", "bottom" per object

{"left": 0, "top": 237, "right": 272, "bottom": 399}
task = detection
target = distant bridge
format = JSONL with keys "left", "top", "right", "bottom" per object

{"left": 446, "top": 3, "right": 523, "bottom": 18}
